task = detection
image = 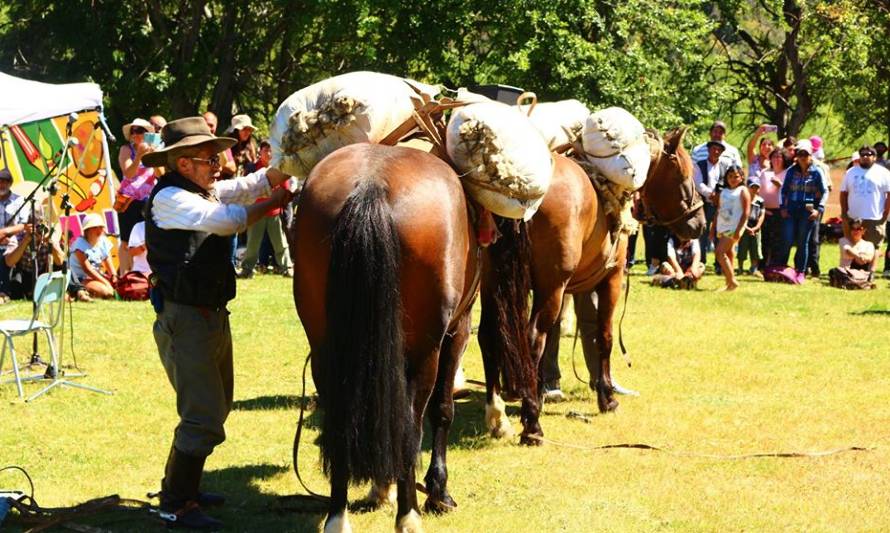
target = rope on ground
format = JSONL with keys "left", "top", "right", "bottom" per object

{"left": 526, "top": 432, "right": 870, "bottom": 460}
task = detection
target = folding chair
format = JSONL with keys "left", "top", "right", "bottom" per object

{"left": 0, "top": 271, "right": 66, "bottom": 399}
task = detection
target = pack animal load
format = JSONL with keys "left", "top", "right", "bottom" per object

{"left": 580, "top": 106, "right": 651, "bottom": 191}
{"left": 517, "top": 99, "right": 591, "bottom": 150}
{"left": 446, "top": 101, "right": 553, "bottom": 220}
{"left": 269, "top": 71, "right": 439, "bottom": 178}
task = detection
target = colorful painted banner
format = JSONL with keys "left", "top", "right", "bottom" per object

{"left": 0, "top": 110, "right": 118, "bottom": 263}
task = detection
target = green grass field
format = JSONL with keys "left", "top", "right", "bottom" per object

{"left": 2, "top": 254, "right": 889, "bottom": 532}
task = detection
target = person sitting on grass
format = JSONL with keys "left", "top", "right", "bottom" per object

{"left": 651, "top": 235, "right": 705, "bottom": 289}
{"left": 737, "top": 178, "right": 765, "bottom": 277}
{"left": 70, "top": 214, "right": 117, "bottom": 299}
{"left": 710, "top": 165, "right": 751, "bottom": 291}
{"left": 829, "top": 219, "right": 876, "bottom": 289}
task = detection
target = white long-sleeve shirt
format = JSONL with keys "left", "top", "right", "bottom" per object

{"left": 150, "top": 168, "right": 272, "bottom": 236}
{"left": 692, "top": 159, "right": 723, "bottom": 201}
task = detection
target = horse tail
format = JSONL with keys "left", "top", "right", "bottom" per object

{"left": 479, "top": 216, "right": 536, "bottom": 400}
{"left": 318, "top": 178, "right": 414, "bottom": 486}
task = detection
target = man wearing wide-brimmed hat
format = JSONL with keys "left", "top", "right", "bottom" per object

{"left": 142, "top": 116, "right": 292, "bottom": 529}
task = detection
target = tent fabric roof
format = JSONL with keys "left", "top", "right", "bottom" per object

{"left": 0, "top": 71, "right": 103, "bottom": 126}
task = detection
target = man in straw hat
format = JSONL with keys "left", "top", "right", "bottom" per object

{"left": 142, "top": 116, "right": 292, "bottom": 529}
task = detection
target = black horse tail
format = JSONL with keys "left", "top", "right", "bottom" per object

{"left": 479, "top": 215, "right": 536, "bottom": 401}
{"left": 318, "top": 178, "right": 414, "bottom": 486}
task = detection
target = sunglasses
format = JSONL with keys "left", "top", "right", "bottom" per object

{"left": 851, "top": 226, "right": 865, "bottom": 231}
{"left": 859, "top": 152, "right": 876, "bottom": 157}
{"left": 130, "top": 127, "right": 147, "bottom": 135}
{"left": 190, "top": 155, "right": 221, "bottom": 168}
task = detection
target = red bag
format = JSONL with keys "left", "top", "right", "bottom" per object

{"left": 116, "top": 271, "right": 151, "bottom": 301}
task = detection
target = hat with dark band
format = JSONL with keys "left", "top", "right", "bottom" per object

{"left": 142, "top": 117, "right": 236, "bottom": 168}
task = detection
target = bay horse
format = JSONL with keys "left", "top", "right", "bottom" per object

{"left": 479, "top": 128, "right": 704, "bottom": 444}
{"left": 291, "top": 143, "right": 486, "bottom": 532}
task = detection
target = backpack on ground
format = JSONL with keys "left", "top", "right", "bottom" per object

{"left": 828, "top": 267, "right": 874, "bottom": 290}
{"left": 763, "top": 265, "right": 802, "bottom": 284}
{"left": 116, "top": 271, "right": 151, "bottom": 300}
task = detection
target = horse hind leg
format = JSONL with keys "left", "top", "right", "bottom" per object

{"left": 485, "top": 392, "right": 514, "bottom": 439}
{"left": 324, "top": 461, "right": 352, "bottom": 533}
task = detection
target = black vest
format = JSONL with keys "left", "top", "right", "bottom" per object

{"left": 145, "top": 172, "right": 236, "bottom": 308}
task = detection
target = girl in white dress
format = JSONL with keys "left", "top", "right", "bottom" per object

{"left": 710, "top": 165, "right": 751, "bottom": 291}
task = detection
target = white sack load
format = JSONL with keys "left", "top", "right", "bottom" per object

{"left": 581, "top": 107, "right": 651, "bottom": 190}
{"left": 446, "top": 102, "right": 553, "bottom": 220}
{"left": 517, "top": 99, "right": 591, "bottom": 150}
{"left": 269, "top": 71, "right": 440, "bottom": 178}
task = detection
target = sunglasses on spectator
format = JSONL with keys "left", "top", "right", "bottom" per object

{"left": 190, "top": 155, "right": 221, "bottom": 168}
{"left": 131, "top": 127, "right": 147, "bottom": 135}
{"left": 859, "top": 151, "right": 876, "bottom": 157}
{"left": 851, "top": 226, "right": 865, "bottom": 231}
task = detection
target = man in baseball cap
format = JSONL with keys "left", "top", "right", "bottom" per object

{"left": 692, "top": 119, "right": 743, "bottom": 167}
{"left": 144, "top": 116, "right": 293, "bottom": 529}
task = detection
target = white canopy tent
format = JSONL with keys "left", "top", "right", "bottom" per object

{"left": 0, "top": 71, "right": 103, "bottom": 127}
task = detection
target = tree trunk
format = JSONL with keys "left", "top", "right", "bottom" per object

{"left": 209, "top": 3, "right": 239, "bottom": 126}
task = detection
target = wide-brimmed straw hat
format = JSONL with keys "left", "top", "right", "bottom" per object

{"left": 224, "top": 114, "right": 255, "bottom": 134}
{"left": 142, "top": 117, "right": 236, "bottom": 168}
{"left": 122, "top": 118, "right": 154, "bottom": 142}
{"left": 81, "top": 213, "right": 106, "bottom": 232}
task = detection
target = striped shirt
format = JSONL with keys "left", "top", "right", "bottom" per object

{"left": 150, "top": 168, "right": 272, "bottom": 236}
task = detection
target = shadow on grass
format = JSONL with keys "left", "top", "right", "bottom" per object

{"left": 851, "top": 307, "right": 890, "bottom": 316}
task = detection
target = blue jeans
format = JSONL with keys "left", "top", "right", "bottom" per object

{"left": 780, "top": 211, "right": 817, "bottom": 272}
{"left": 699, "top": 202, "right": 716, "bottom": 265}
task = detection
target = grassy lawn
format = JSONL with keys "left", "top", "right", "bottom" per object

{"left": 1, "top": 253, "right": 889, "bottom": 532}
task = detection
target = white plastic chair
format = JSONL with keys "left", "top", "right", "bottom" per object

{"left": 0, "top": 271, "right": 67, "bottom": 399}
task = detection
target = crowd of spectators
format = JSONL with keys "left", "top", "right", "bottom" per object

{"left": 0, "top": 112, "right": 294, "bottom": 305}
{"left": 643, "top": 120, "right": 890, "bottom": 290}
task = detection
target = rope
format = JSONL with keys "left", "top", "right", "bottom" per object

{"left": 524, "top": 432, "right": 870, "bottom": 460}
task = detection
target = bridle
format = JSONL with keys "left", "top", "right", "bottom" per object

{"left": 638, "top": 131, "right": 704, "bottom": 228}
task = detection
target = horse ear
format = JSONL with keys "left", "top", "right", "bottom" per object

{"left": 664, "top": 127, "right": 689, "bottom": 155}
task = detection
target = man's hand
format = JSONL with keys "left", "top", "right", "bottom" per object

{"left": 808, "top": 210, "right": 820, "bottom": 221}
{"left": 269, "top": 187, "right": 293, "bottom": 208}
{"left": 266, "top": 167, "right": 292, "bottom": 187}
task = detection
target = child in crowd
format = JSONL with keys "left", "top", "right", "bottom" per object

{"left": 710, "top": 165, "right": 751, "bottom": 291}
{"left": 737, "top": 178, "right": 765, "bottom": 277}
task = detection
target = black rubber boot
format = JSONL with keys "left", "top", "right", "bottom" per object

{"left": 159, "top": 446, "right": 223, "bottom": 530}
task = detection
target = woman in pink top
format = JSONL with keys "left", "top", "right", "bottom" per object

{"left": 757, "top": 148, "right": 792, "bottom": 267}
{"left": 117, "top": 118, "right": 160, "bottom": 271}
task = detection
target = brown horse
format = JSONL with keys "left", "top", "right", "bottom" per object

{"left": 479, "top": 128, "right": 703, "bottom": 444}
{"left": 291, "top": 143, "right": 483, "bottom": 532}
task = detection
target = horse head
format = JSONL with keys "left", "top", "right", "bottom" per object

{"left": 640, "top": 127, "right": 706, "bottom": 240}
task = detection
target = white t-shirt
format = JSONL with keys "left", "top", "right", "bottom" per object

{"left": 840, "top": 164, "right": 890, "bottom": 220}
{"left": 838, "top": 237, "right": 875, "bottom": 268}
{"left": 128, "top": 221, "right": 151, "bottom": 274}
{"left": 716, "top": 186, "right": 745, "bottom": 234}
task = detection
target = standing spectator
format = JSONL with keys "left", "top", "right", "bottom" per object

{"left": 810, "top": 135, "right": 825, "bottom": 161}
{"left": 237, "top": 141, "right": 293, "bottom": 278}
{"left": 118, "top": 118, "right": 159, "bottom": 274}
{"left": 226, "top": 114, "right": 258, "bottom": 176}
{"left": 779, "top": 140, "right": 827, "bottom": 282}
{"left": 781, "top": 136, "right": 797, "bottom": 160}
{"left": 758, "top": 149, "right": 791, "bottom": 266}
{"left": 0, "top": 168, "right": 27, "bottom": 303}
{"left": 738, "top": 178, "right": 765, "bottom": 276}
{"left": 875, "top": 141, "right": 888, "bottom": 169}
{"left": 806, "top": 136, "right": 832, "bottom": 278}
{"left": 70, "top": 214, "right": 117, "bottom": 299}
{"left": 711, "top": 165, "right": 751, "bottom": 291}
{"left": 692, "top": 140, "right": 729, "bottom": 268}
{"left": 150, "top": 115, "right": 167, "bottom": 133}
{"left": 202, "top": 112, "right": 237, "bottom": 178}
{"left": 746, "top": 124, "right": 776, "bottom": 177}
{"left": 839, "top": 145, "right": 890, "bottom": 272}
{"left": 127, "top": 221, "right": 151, "bottom": 275}
{"left": 692, "top": 120, "right": 743, "bottom": 167}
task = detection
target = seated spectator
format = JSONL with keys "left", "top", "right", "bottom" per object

{"left": 70, "top": 214, "right": 117, "bottom": 299}
{"left": 4, "top": 220, "right": 91, "bottom": 302}
{"left": 651, "top": 235, "right": 704, "bottom": 289}
{"left": 127, "top": 220, "right": 151, "bottom": 275}
{"left": 829, "top": 219, "right": 876, "bottom": 289}
{"left": 738, "top": 178, "right": 765, "bottom": 276}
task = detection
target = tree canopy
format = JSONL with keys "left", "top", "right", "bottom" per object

{"left": 1, "top": 1, "right": 886, "bottom": 149}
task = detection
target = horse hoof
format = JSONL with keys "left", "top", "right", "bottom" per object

{"left": 598, "top": 398, "right": 619, "bottom": 413}
{"left": 324, "top": 511, "right": 353, "bottom": 533}
{"left": 395, "top": 509, "right": 424, "bottom": 533}
{"left": 423, "top": 493, "right": 457, "bottom": 515}
{"left": 485, "top": 395, "right": 514, "bottom": 439}
{"left": 519, "top": 432, "right": 544, "bottom": 446}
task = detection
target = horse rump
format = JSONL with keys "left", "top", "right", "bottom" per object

{"left": 317, "top": 178, "right": 416, "bottom": 486}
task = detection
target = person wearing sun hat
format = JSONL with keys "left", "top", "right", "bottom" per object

{"left": 142, "top": 116, "right": 293, "bottom": 530}
{"left": 118, "top": 117, "right": 162, "bottom": 274}
{"left": 778, "top": 139, "right": 827, "bottom": 282}
{"left": 225, "top": 114, "right": 258, "bottom": 176}
{"left": 69, "top": 213, "right": 117, "bottom": 298}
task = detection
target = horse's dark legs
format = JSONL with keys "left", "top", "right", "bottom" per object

{"left": 323, "top": 459, "right": 350, "bottom": 532}
{"left": 575, "top": 276, "right": 622, "bottom": 413}
{"left": 518, "top": 286, "right": 566, "bottom": 445}
{"left": 423, "top": 311, "right": 470, "bottom": 514}
{"left": 479, "top": 290, "right": 514, "bottom": 439}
